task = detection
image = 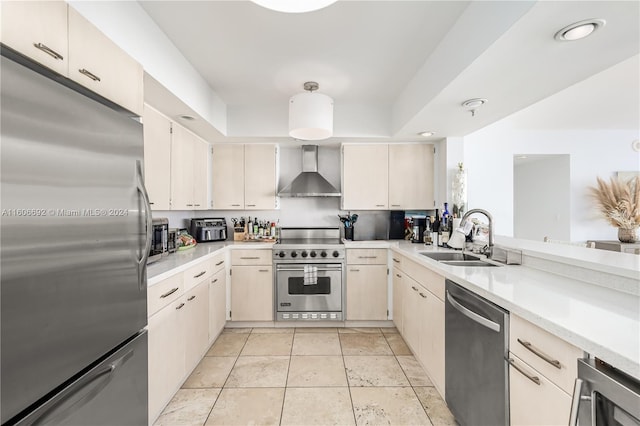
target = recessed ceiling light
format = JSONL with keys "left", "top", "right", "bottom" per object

{"left": 250, "top": 0, "right": 338, "bottom": 13}
{"left": 418, "top": 131, "right": 435, "bottom": 137}
{"left": 554, "top": 19, "right": 605, "bottom": 41}
{"left": 179, "top": 115, "right": 195, "bottom": 121}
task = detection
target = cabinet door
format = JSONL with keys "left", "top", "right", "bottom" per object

{"left": 143, "top": 105, "right": 172, "bottom": 210}
{"left": 388, "top": 144, "right": 434, "bottom": 209}
{"left": 509, "top": 354, "right": 572, "bottom": 426}
{"left": 401, "top": 276, "right": 421, "bottom": 353}
{"left": 230, "top": 266, "right": 273, "bottom": 321}
{"left": 420, "top": 292, "right": 445, "bottom": 395}
{"left": 148, "top": 297, "right": 186, "bottom": 423}
{"left": 211, "top": 144, "right": 244, "bottom": 209}
{"left": 392, "top": 269, "right": 403, "bottom": 332}
{"left": 245, "top": 144, "right": 277, "bottom": 210}
{"left": 346, "top": 265, "right": 388, "bottom": 320}
{"left": 209, "top": 269, "right": 227, "bottom": 342}
{"left": 67, "top": 8, "right": 143, "bottom": 116}
{"left": 342, "top": 144, "right": 388, "bottom": 210}
{"left": 192, "top": 136, "right": 210, "bottom": 210}
{"left": 170, "top": 125, "right": 196, "bottom": 210}
{"left": 0, "top": 1, "right": 69, "bottom": 76}
{"left": 184, "top": 281, "right": 209, "bottom": 372}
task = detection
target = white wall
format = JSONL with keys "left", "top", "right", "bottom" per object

{"left": 463, "top": 56, "right": 640, "bottom": 241}
{"left": 514, "top": 155, "right": 570, "bottom": 241}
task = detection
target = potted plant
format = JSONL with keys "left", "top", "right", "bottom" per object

{"left": 589, "top": 176, "right": 640, "bottom": 243}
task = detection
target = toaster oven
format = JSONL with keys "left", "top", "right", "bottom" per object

{"left": 149, "top": 218, "right": 169, "bottom": 264}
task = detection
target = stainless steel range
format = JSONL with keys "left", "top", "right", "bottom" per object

{"left": 273, "top": 227, "right": 345, "bottom": 321}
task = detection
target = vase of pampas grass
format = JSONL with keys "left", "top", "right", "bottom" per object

{"left": 590, "top": 176, "right": 640, "bottom": 243}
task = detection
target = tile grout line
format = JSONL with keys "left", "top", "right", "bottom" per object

{"left": 278, "top": 330, "right": 295, "bottom": 426}
{"left": 338, "top": 328, "right": 359, "bottom": 425}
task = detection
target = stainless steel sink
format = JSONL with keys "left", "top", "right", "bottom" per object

{"left": 440, "top": 260, "right": 501, "bottom": 267}
{"left": 420, "top": 252, "right": 481, "bottom": 261}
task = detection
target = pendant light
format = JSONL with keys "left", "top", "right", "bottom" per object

{"left": 251, "top": 0, "right": 338, "bottom": 13}
{"left": 289, "top": 81, "right": 334, "bottom": 141}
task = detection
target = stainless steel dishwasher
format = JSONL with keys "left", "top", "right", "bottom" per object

{"left": 445, "top": 279, "right": 509, "bottom": 426}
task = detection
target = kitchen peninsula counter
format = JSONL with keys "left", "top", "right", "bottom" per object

{"left": 343, "top": 238, "right": 640, "bottom": 380}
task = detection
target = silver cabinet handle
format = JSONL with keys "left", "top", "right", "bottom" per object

{"left": 78, "top": 68, "right": 101, "bottom": 82}
{"left": 517, "top": 338, "right": 562, "bottom": 369}
{"left": 411, "top": 286, "right": 418, "bottom": 292}
{"left": 33, "top": 42, "right": 63, "bottom": 60}
{"left": 240, "top": 256, "right": 260, "bottom": 259}
{"left": 375, "top": 204, "right": 385, "bottom": 207}
{"left": 446, "top": 290, "right": 500, "bottom": 333}
{"left": 194, "top": 204, "right": 201, "bottom": 207}
{"left": 419, "top": 292, "right": 427, "bottom": 299}
{"left": 358, "top": 256, "right": 378, "bottom": 259}
{"left": 194, "top": 271, "right": 207, "bottom": 278}
{"left": 231, "top": 204, "right": 241, "bottom": 207}
{"left": 215, "top": 261, "right": 224, "bottom": 266}
{"left": 392, "top": 258, "right": 400, "bottom": 263}
{"left": 246, "top": 204, "right": 256, "bottom": 207}
{"left": 175, "top": 302, "right": 185, "bottom": 310}
{"left": 395, "top": 273, "right": 402, "bottom": 278}
{"left": 212, "top": 278, "right": 218, "bottom": 284}
{"left": 187, "top": 295, "right": 196, "bottom": 301}
{"left": 508, "top": 357, "right": 541, "bottom": 385}
{"left": 160, "top": 287, "right": 179, "bottom": 298}
{"left": 350, "top": 268, "right": 360, "bottom": 272}
{"left": 258, "top": 269, "right": 269, "bottom": 272}
{"left": 391, "top": 204, "right": 401, "bottom": 207}
{"left": 568, "top": 378, "right": 584, "bottom": 426}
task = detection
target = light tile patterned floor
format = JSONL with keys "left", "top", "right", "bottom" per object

{"left": 154, "top": 327, "right": 457, "bottom": 426}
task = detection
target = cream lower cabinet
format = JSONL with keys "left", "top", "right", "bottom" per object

{"left": 419, "top": 289, "right": 445, "bottom": 395}
{"left": 346, "top": 249, "right": 388, "bottom": 321}
{"left": 392, "top": 269, "right": 403, "bottom": 332}
{"left": 230, "top": 250, "right": 273, "bottom": 322}
{"left": 209, "top": 253, "right": 227, "bottom": 342}
{"left": 184, "top": 281, "right": 209, "bottom": 372}
{"left": 508, "top": 313, "right": 582, "bottom": 426}
{"left": 401, "top": 275, "right": 422, "bottom": 352}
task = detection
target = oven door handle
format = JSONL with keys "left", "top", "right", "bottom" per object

{"left": 276, "top": 267, "right": 341, "bottom": 273}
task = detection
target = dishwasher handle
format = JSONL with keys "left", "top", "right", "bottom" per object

{"left": 446, "top": 290, "right": 501, "bottom": 333}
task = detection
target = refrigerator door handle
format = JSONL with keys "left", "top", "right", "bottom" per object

{"left": 31, "top": 350, "right": 134, "bottom": 426}
{"left": 136, "top": 160, "right": 153, "bottom": 291}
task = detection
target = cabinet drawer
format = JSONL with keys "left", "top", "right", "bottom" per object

{"left": 211, "top": 251, "right": 226, "bottom": 273}
{"left": 183, "top": 259, "right": 214, "bottom": 291}
{"left": 231, "top": 249, "right": 271, "bottom": 266}
{"left": 510, "top": 314, "right": 582, "bottom": 394}
{"left": 147, "top": 273, "right": 183, "bottom": 317}
{"left": 403, "top": 258, "right": 445, "bottom": 301}
{"left": 347, "top": 248, "right": 388, "bottom": 265}
{"left": 509, "top": 353, "right": 572, "bottom": 426}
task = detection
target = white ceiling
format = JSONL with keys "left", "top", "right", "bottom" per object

{"left": 139, "top": 0, "right": 640, "bottom": 142}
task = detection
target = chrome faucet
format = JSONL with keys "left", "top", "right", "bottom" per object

{"left": 460, "top": 208, "right": 494, "bottom": 258}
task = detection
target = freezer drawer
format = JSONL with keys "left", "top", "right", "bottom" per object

{"left": 15, "top": 331, "right": 148, "bottom": 426}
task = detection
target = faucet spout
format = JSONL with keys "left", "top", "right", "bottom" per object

{"left": 460, "top": 208, "right": 494, "bottom": 257}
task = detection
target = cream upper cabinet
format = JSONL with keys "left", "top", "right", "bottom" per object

{"left": 211, "top": 144, "right": 278, "bottom": 210}
{"left": 245, "top": 144, "right": 277, "bottom": 210}
{"left": 346, "top": 249, "right": 388, "bottom": 321}
{"left": 143, "top": 105, "right": 171, "bottom": 210}
{"left": 342, "top": 144, "right": 389, "bottom": 210}
{"left": 171, "top": 125, "right": 210, "bottom": 210}
{"left": 212, "top": 144, "right": 244, "bottom": 209}
{"left": 1, "top": 1, "right": 69, "bottom": 76}
{"left": 67, "top": 7, "right": 143, "bottom": 116}
{"left": 1, "top": 2, "right": 142, "bottom": 116}
{"left": 388, "top": 144, "right": 435, "bottom": 209}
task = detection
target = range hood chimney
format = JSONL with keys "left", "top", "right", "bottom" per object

{"left": 278, "top": 145, "right": 341, "bottom": 197}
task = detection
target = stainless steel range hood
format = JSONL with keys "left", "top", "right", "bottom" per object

{"left": 278, "top": 145, "right": 341, "bottom": 197}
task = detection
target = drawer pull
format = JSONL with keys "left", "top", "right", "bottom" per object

{"left": 160, "top": 287, "right": 179, "bottom": 298}
{"left": 240, "top": 256, "right": 260, "bottom": 260}
{"left": 231, "top": 204, "right": 241, "bottom": 207}
{"left": 175, "top": 302, "right": 185, "bottom": 310}
{"left": 33, "top": 42, "right": 63, "bottom": 60}
{"left": 246, "top": 204, "right": 256, "bottom": 207}
{"left": 411, "top": 286, "right": 418, "bottom": 292}
{"left": 419, "top": 292, "right": 427, "bottom": 299}
{"left": 212, "top": 278, "right": 218, "bottom": 283}
{"left": 358, "top": 256, "right": 378, "bottom": 259}
{"left": 350, "top": 268, "right": 360, "bottom": 272}
{"left": 392, "top": 258, "right": 400, "bottom": 263}
{"left": 375, "top": 204, "right": 385, "bottom": 207}
{"left": 258, "top": 269, "right": 269, "bottom": 272}
{"left": 193, "top": 271, "right": 207, "bottom": 279}
{"left": 395, "top": 273, "right": 402, "bottom": 278}
{"left": 187, "top": 295, "right": 196, "bottom": 301}
{"left": 78, "top": 68, "right": 101, "bottom": 82}
{"left": 391, "top": 204, "right": 401, "bottom": 207}
{"left": 508, "top": 357, "right": 541, "bottom": 385}
{"left": 517, "top": 338, "right": 562, "bottom": 369}
{"left": 215, "top": 261, "right": 224, "bottom": 266}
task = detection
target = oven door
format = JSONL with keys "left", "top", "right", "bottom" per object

{"left": 276, "top": 263, "right": 342, "bottom": 313}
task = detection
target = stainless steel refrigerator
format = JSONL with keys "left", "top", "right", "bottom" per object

{"left": 1, "top": 46, "right": 150, "bottom": 425}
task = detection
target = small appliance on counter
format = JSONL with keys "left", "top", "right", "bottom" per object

{"left": 167, "top": 228, "right": 179, "bottom": 253}
{"left": 190, "top": 218, "right": 227, "bottom": 243}
{"left": 411, "top": 215, "right": 427, "bottom": 243}
{"left": 149, "top": 217, "right": 169, "bottom": 264}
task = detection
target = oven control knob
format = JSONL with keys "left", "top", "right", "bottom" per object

{"left": 332, "top": 250, "right": 340, "bottom": 258}
{"left": 278, "top": 251, "right": 286, "bottom": 258}
{"left": 301, "top": 251, "right": 308, "bottom": 258}
{"left": 291, "top": 251, "right": 298, "bottom": 258}
{"left": 320, "top": 251, "right": 327, "bottom": 258}
{"left": 310, "top": 251, "right": 317, "bottom": 258}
